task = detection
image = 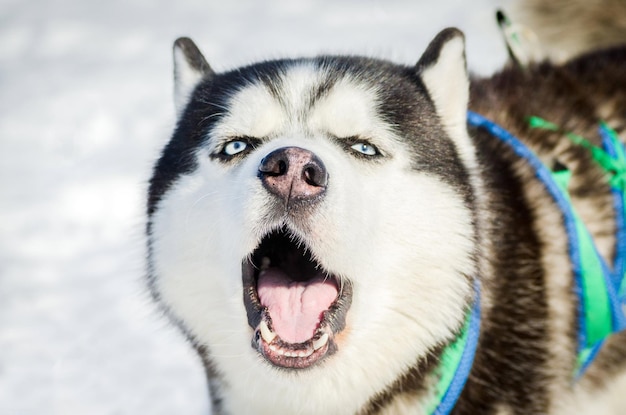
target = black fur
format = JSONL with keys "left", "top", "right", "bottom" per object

{"left": 148, "top": 55, "right": 474, "bottom": 218}
{"left": 147, "top": 33, "right": 626, "bottom": 413}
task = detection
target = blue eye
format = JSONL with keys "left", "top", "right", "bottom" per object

{"left": 351, "top": 142, "right": 378, "bottom": 156}
{"left": 223, "top": 140, "right": 248, "bottom": 156}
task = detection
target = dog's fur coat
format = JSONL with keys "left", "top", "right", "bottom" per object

{"left": 146, "top": 8, "right": 626, "bottom": 415}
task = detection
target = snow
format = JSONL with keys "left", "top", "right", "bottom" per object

{"left": 0, "top": 0, "right": 508, "bottom": 413}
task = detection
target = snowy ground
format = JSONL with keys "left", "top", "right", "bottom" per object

{"left": 0, "top": 0, "right": 508, "bottom": 413}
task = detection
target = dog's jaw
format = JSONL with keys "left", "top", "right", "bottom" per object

{"left": 241, "top": 226, "right": 353, "bottom": 369}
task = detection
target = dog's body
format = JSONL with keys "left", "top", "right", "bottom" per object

{"left": 146, "top": 20, "right": 626, "bottom": 415}
{"left": 512, "top": 0, "right": 626, "bottom": 62}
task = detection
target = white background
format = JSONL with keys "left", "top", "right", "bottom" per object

{"left": 0, "top": 0, "right": 508, "bottom": 413}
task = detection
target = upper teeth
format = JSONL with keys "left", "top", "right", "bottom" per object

{"left": 260, "top": 319, "right": 276, "bottom": 343}
{"left": 312, "top": 333, "right": 329, "bottom": 351}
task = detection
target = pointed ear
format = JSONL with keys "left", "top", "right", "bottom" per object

{"left": 173, "top": 37, "right": 214, "bottom": 116}
{"left": 416, "top": 28, "right": 468, "bottom": 137}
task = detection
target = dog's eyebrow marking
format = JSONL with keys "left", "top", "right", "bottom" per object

{"left": 308, "top": 68, "right": 340, "bottom": 110}
{"left": 215, "top": 81, "right": 286, "bottom": 139}
{"left": 308, "top": 79, "right": 380, "bottom": 139}
{"left": 254, "top": 63, "right": 289, "bottom": 106}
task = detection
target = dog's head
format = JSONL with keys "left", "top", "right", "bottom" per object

{"left": 147, "top": 28, "right": 479, "bottom": 411}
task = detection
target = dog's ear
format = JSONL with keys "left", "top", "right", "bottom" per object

{"left": 416, "top": 28, "right": 468, "bottom": 138}
{"left": 173, "top": 37, "right": 214, "bottom": 116}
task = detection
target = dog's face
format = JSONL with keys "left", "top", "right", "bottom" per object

{"left": 148, "top": 29, "right": 478, "bottom": 412}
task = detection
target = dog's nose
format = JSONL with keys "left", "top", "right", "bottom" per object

{"left": 258, "top": 147, "right": 328, "bottom": 203}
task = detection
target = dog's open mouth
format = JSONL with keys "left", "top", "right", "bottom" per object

{"left": 242, "top": 227, "right": 352, "bottom": 369}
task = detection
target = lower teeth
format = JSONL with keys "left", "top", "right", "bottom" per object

{"left": 258, "top": 321, "right": 330, "bottom": 357}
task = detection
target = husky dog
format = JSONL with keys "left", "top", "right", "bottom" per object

{"left": 513, "top": 0, "right": 626, "bottom": 61}
{"left": 146, "top": 24, "right": 626, "bottom": 414}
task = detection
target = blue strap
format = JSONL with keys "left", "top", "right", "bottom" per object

{"left": 432, "top": 281, "right": 481, "bottom": 415}
{"left": 600, "top": 124, "right": 626, "bottom": 317}
{"left": 600, "top": 126, "right": 626, "bottom": 286}
{"left": 428, "top": 113, "right": 626, "bottom": 412}
{"left": 467, "top": 111, "right": 626, "bottom": 376}
{"left": 467, "top": 110, "right": 589, "bottom": 347}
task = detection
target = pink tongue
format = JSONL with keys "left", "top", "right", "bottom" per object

{"left": 257, "top": 268, "right": 338, "bottom": 344}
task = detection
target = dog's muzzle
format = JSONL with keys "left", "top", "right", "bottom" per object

{"left": 242, "top": 147, "right": 352, "bottom": 369}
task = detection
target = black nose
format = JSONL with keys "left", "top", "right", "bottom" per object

{"left": 258, "top": 147, "right": 328, "bottom": 203}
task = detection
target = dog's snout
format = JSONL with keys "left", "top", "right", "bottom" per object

{"left": 258, "top": 147, "right": 328, "bottom": 203}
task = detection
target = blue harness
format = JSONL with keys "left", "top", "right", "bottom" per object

{"left": 429, "top": 112, "right": 626, "bottom": 415}
{"left": 467, "top": 111, "right": 626, "bottom": 375}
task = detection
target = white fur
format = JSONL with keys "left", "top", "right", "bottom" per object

{"left": 308, "top": 77, "right": 381, "bottom": 139}
{"left": 150, "top": 62, "right": 477, "bottom": 414}
{"left": 211, "top": 82, "right": 286, "bottom": 141}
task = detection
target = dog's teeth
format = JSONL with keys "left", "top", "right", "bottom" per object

{"left": 298, "top": 349, "right": 313, "bottom": 358}
{"left": 312, "top": 333, "right": 329, "bottom": 351}
{"left": 260, "top": 320, "right": 276, "bottom": 343}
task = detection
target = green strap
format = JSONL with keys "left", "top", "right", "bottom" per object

{"left": 425, "top": 317, "right": 469, "bottom": 414}
{"left": 600, "top": 122, "right": 626, "bottom": 299}
{"left": 552, "top": 170, "right": 613, "bottom": 347}
{"left": 528, "top": 117, "right": 626, "bottom": 189}
{"left": 529, "top": 117, "right": 615, "bottom": 350}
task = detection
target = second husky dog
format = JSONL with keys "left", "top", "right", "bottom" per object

{"left": 146, "top": 23, "right": 626, "bottom": 415}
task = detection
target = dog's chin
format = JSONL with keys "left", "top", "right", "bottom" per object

{"left": 242, "top": 226, "right": 353, "bottom": 370}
